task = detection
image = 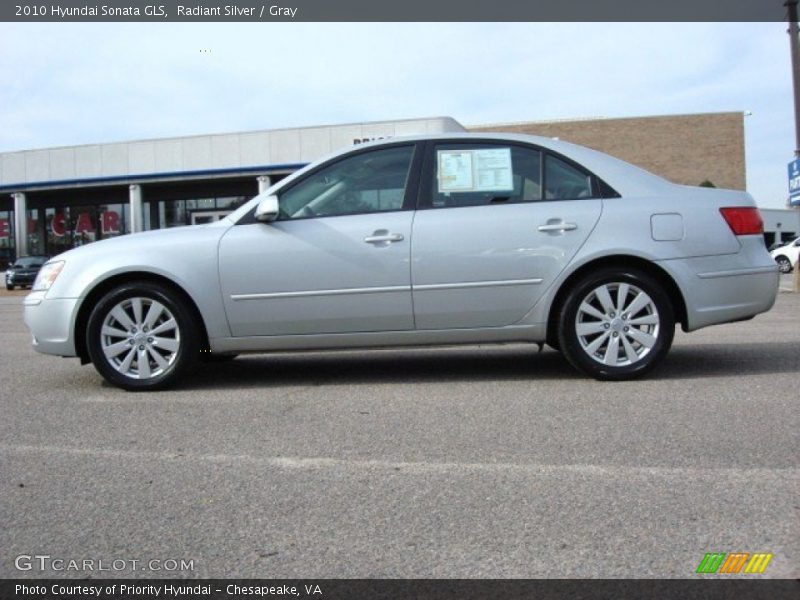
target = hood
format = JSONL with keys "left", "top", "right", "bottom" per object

{"left": 48, "top": 222, "right": 231, "bottom": 264}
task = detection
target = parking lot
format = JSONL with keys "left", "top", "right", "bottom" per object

{"left": 1, "top": 279, "right": 798, "bottom": 579}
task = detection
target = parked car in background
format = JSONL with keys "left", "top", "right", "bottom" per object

{"left": 770, "top": 237, "right": 800, "bottom": 273}
{"left": 23, "top": 134, "right": 780, "bottom": 390}
{"left": 768, "top": 240, "right": 790, "bottom": 252}
{"left": 5, "top": 256, "right": 49, "bottom": 290}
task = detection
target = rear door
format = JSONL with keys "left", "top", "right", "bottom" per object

{"left": 411, "top": 141, "right": 603, "bottom": 329}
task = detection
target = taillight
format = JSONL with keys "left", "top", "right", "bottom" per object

{"left": 719, "top": 207, "right": 763, "bottom": 236}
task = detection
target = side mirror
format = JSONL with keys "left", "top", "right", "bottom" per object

{"left": 254, "top": 195, "right": 280, "bottom": 222}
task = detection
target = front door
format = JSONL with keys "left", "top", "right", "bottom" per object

{"left": 218, "top": 143, "right": 421, "bottom": 337}
{"left": 411, "top": 141, "right": 602, "bottom": 329}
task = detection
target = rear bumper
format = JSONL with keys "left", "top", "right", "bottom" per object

{"left": 661, "top": 253, "right": 779, "bottom": 332}
{"left": 23, "top": 292, "right": 79, "bottom": 356}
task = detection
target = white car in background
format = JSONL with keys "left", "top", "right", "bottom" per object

{"left": 770, "top": 237, "right": 800, "bottom": 273}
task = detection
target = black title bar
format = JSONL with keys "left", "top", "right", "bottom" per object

{"left": 0, "top": 0, "right": 791, "bottom": 22}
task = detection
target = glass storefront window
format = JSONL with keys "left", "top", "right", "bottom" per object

{"left": 27, "top": 209, "right": 45, "bottom": 256}
{"left": 0, "top": 210, "right": 14, "bottom": 269}
{"left": 156, "top": 195, "right": 251, "bottom": 228}
{"left": 43, "top": 204, "right": 128, "bottom": 256}
{"left": 98, "top": 204, "right": 126, "bottom": 239}
{"left": 142, "top": 202, "right": 152, "bottom": 231}
{"left": 216, "top": 196, "right": 245, "bottom": 209}
{"left": 159, "top": 199, "right": 187, "bottom": 229}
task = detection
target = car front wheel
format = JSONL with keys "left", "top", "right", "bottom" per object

{"left": 775, "top": 255, "right": 793, "bottom": 273}
{"left": 86, "top": 282, "right": 200, "bottom": 391}
{"left": 557, "top": 268, "right": 675, "bottom": 381}
{"left": 5, "top": 284, "right": 13, "bottom": 291}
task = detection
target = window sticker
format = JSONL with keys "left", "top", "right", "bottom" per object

{"left": 437, "top": 148, "right": 513, "bottom": 193}
{"left": 438, "top": 151, "right": 474, "bottom": 192}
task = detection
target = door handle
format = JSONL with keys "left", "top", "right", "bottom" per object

{"left": 364, "top": 233, "right": 404, "bottom": 244}
{"left": 538, "top": 221, "right": 577, "bottom": 233}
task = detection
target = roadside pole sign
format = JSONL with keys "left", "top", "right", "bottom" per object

{"left": 789, "top": 157, "right": 800, "bottom": 206}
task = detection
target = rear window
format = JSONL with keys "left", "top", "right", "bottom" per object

{"left": 544, "top": 155, "right": 593, "bottom": 200}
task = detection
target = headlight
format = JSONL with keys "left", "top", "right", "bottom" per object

{"left": 32, "top": 261, "right": 65, "bottom": 292}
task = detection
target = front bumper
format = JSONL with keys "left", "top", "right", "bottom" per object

{"left": 23, "top": 292, "right": 80, "bottom": 356}
{"left": 6, "top": 272, "right": 37, "bottom": 286}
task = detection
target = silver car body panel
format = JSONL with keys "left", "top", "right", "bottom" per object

{"left": 410, "top": 200, "right": 602, "bottom": 329}
{"left": 23, "top": 133, "right": 779, "bottom": 359}
{"left": 218, "top": 211, "right": 415, "bottom": 336}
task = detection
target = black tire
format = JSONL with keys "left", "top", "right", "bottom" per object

{"left": 5, "top": 284, "right": 13, "bottom": 291}
{"left": 775, "top": 255, "right": 793, "bottom": 274}
{"left": 557, "top": 268, "right": 675, "bottom": 381}
{"left": 86, "top": 282, "right": 200, "bottom": 391}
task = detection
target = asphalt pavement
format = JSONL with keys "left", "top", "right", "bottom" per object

{"left": 0, "top": 284, "right": 798, "bottom": 578}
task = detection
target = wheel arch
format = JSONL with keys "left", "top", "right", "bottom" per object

{"left": 546, "top": 254, "right": 688, "bottom": 345}
{"left": 74, "top": 271, "right": 210, "bottom": 364}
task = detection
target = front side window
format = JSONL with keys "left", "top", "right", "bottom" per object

{"left": 430, "top": 143, "right": 542, "bottom": 208}
{"left": 278, "top": 145, "right": 415, "bottom": 219}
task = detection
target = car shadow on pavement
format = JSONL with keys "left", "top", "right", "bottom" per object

{"left": 182, "top": 345, "right": 578, "bottom": 389}
{"left": 178, "top": 340, "right": 799, "bottom": 390}
{"left": 653, "top": 340, "right": 800, "bottom": 380}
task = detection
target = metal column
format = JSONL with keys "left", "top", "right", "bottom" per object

{"left": 257, "top": 175, "right": 272, "bottom": 194}
{"left": 12, "top": 192, "right": 27, "bottom": 258}
{"left": 129, "top": 184, "right": 144, "bottom": 233}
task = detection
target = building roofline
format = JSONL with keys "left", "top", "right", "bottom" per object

{"left": 467, "top": 110, "right": 745, "bottom": 130}
{"left": 0, "top": 116, "right": 463, "bottom": 156}
{"left": 0, "top": 162, "right": 307, "bottom": 194}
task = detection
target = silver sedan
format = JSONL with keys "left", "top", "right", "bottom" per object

{"left": 24, "top": 134, "right": 779, "bottom": 390}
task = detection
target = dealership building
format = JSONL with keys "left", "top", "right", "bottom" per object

{"left": 1, "top": 111, "right": 797, "bottom": 268}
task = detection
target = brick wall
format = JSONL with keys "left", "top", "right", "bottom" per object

{"left": 469, "top": 112, "right": 745, "bottom": 191}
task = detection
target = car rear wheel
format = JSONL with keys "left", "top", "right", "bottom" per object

{"left": 557, "top": 268, "right": 675, "bottom": 380}
{"left": 5, "top": 284, "right": 13, "bottom": 291}
{"left": 775, "top": 255, "right": 793, "bottom": 273}
{"left": 86, "top": 282, "right": 200, "bottom": 391}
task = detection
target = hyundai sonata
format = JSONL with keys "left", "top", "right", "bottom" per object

{"left": 23, "top": 134, "right": 779, "bottom": 390}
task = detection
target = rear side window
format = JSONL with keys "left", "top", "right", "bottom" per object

{"left": 430, "top": 144, "right": 542, "bottom": 208}
{"left": 545, "top": 155, "right": 593, "bottom": 200}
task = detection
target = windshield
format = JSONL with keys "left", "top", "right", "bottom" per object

{"left": 12, "top": 257, "right": 46, "bottom": 268}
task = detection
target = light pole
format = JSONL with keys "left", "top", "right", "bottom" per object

{"left": 787, "top": 0, "right": 800, "bottom": 157}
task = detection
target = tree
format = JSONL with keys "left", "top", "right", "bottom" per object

{"left": 699, "top": 179, "right": 716, "bottom": 188}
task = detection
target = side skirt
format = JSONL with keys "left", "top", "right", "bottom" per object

{"left": 210, "top": 323, "right": 547, "bottom": 354}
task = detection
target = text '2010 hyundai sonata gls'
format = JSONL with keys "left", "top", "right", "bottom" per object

{"left": 24, "top": 134, "right": 779, "bottom": 390}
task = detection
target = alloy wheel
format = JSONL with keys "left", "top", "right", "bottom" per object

{"left": 776, "top": 256, "right": 792, "bottom": 273}
{"left": 575, "top": 282, "right": 660, "bottom": 367}
{"left": 100, "top": 297, "right": 180, "bottom": 379}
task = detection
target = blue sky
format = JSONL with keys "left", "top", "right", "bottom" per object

{"left": 0, "top": 22, "right": 796, "bottom": 208}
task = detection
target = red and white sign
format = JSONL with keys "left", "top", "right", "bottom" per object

{"left": 50, "top": 210, "right": 120, "bottom": 237}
